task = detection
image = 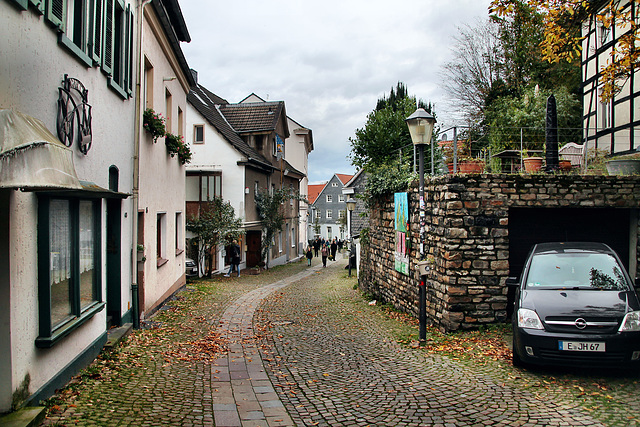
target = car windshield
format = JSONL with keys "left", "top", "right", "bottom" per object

{"left": 525, "top": 252, "right": 630, "bottom": 290}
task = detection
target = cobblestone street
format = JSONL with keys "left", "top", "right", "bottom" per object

{"left": 42, "top": 254, "right": 640, "bottom": 426}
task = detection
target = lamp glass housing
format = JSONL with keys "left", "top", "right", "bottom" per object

{"left": 346, "top": 198, "right": 356, "bottom": 212}
{"left": 405, "top": 108, "right": 436, "bottom": 146}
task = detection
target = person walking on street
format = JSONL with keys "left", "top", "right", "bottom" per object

{"left": 313, "top": 237, "right": 320, "bottom": 257}
{"left": 306, "top": 246, "right": 313, "bottom": 266}
{"left": 321, "top": 243, "right": 328, "bottom": 267}
{"left": 224, "top": 239, "right": 241, "bottom": 277}
{"left": 330, "top": 238, "right": 338, "bottom": 261}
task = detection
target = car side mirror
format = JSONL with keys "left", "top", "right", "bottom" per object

{"left": 506, "top": 276, "right": 520, "bottom": 287}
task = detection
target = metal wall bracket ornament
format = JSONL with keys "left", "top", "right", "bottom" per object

{"left": 57, "top": 74, "right": 93, "bottom": 154}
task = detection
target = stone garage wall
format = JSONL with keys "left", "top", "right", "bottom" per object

{"left": 358, "top": 174, "right": 640, "bottom": 332}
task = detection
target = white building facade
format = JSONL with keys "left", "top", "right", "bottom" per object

{"left": 582, "top": 0, "right": 640, "bottom": 154}
{"left": 1, "top": 0, "right": 137, "bottom": 411}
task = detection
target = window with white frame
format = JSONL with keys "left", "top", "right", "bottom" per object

{"left": 194, "top": 124, "right": 204, "bottom": 143}
{"left": 175, "top": 212, "right": 183, "bottom": 253}
{"left": 327, "top": 226, "right": 332, "bottom": 239}
{"left": 278, "top": 231, "right": 283, "bottom": 253}
{"left": 339, "top": 210, "right": 345, "bottom": 219}
{"left": 597, "top": 20, "right": 612, "bottom": 47}
{"left": 37, "top": 196, "right": 102, "bottom": 347}
{"left": 315, "top": 210, "right": 321, "bottom": 219}
{"left": 326, "top": 210, "right": 333, "bottom": 219}
{"left": 291, "top": 227, "right": 296, "bottom": 247}
{"left": 598, "top": 86, "right": 612, "bottom": 129}
{"left": 338, "top": 195, "right": 345, "bottom": 202}
{"left": 326, "top": 194, "right": 332, "bottom": 202}
{"left": 157, "top": 212, "right": 166, "bottom": 262}
{"left": 332, "top": 182, "right": 338, "bottom": 187}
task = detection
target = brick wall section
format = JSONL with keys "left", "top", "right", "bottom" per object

{"left": 359, "top": 173, "right": 640, "bottom": 332}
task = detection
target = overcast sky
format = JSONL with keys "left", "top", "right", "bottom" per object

{"left": 179, "top": 0, "right": 492, "bottom": 183}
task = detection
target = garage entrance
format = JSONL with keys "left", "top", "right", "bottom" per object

{"left": 507, "top": 207, "right": 637, "bottom": 317}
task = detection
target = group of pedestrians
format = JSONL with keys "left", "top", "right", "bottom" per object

{"left": 305, "top": 236, "right": 341, "bottom": 267}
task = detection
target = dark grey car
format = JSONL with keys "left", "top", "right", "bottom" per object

{"left": 508, "top": 242, "right": 640, "bottom": 368}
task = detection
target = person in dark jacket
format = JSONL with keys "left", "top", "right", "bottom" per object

{"left": 313, "top": 237, "right": 320, "bottom": 257}
{"left": 224, "top": 240, "right": 241, "bottom": 277}
{"left": 306, "top": 246, "right": 313, "bottom": 266}
{"left": 330, "top": 238, "right": 338, "bottom": 261}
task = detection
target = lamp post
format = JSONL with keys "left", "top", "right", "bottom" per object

{"left": 310, "top": 206, "right": 316, "bottom": 240}
{"left": 405, "top": 108, "right": 436, "bottom": 343}
{"left": 346, "top": 197, "right": 356, "bottom": 277}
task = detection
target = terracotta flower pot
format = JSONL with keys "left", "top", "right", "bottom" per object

{"left": 523, "top": 157, "right": 543, "bottom": 172}
{"left": 458, "top": 161, "right": 485, "bottom": 174}
{"left": 559, "top": 160, "right": 572, "bottom": 171}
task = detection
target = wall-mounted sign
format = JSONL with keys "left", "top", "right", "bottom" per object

{"left": 57, "top": 74, "right": 93, "bottom": 154}
{"left": 275, "top": 134, "right": 284, "bottom": 160}
{"left": 394, "top": 192, "right": 409, "bottom": 275}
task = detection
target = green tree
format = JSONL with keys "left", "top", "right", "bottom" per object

{"left": 255, "top": 188, "right": 305, "bottom": 268}
{"left": 186, "top": 198, "right": 244, "bottom": 278}
{"left": 485, "top": 85, "right": 582, "bottom": 153}
{"left": 349, "top": 84, "right": 436, "bottom": 170}
{"left": 490, "top": 0, "right": 640, "bottom": 101}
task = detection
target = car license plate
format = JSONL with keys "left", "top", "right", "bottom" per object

{"left": 558, "top": 341, "right": 605, "bottom": 352}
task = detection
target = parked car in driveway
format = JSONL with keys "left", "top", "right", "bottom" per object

{"left": 508, "top": 242, "right": 640, "bottom": 368}
{"left": 185, "top": 258, "right": 198, "bottom": 279}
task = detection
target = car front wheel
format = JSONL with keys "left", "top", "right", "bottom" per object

{"left": 512, "top": 336, "right": 526, "bottom": 368}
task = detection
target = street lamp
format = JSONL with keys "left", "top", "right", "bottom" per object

{"left": 405, "top": 107, "right": 436, "bottom": 343}
{"left": 310, "top": 206, "right": 316, "bottom": 239}
{"left": 346, "top": 198, "right": 356, "bottom": 277}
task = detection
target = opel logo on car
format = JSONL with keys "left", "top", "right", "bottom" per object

{"left": 575, "top": 318, "right": 587, "bottom": 329}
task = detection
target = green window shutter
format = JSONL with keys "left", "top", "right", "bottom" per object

{"left": 102, "top": 0, "right": 113, "bottom": 75}
{"left": 92, "top": 0, "right": 103, "bottom": 64}
{"left": 46, "top": 0, "right": 66, "bottom": 30}
{"left": 125, "top": 5, "right": 133, "bottom": 96}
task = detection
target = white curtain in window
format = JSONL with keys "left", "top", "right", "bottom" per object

{"left": 50, "top": 199, "right": 71, "bottom": 326}
{"left": 79, "top": 200, "right": 95, "bottom": 309}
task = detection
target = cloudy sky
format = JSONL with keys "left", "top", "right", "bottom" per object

{"left": 179, "top": 0, "right": 492, "bottom": 183}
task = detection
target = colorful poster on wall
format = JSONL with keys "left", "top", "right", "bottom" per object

{"left": 394, "top": 192, "right": 409, "bottom": 275}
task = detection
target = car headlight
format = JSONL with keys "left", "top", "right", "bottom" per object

{"left": 517, "top": 308, "right": 544, "bottom": 329}
{"left": 619, "top": 311, "right": 640, "bottom": 332}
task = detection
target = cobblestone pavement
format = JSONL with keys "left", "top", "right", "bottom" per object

{"left": 255, "top": 258, "right": 640, "bottom": 427}
{"left": 41, "top": 253, "right": 640, "bottom": 426}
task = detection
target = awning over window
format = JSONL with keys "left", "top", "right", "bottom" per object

{"left": 0, "top": 109, "right": 82, "bottom": 190}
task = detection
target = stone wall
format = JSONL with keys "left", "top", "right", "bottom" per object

{"left": 358, "top": 173, "right": 640, "bottom": 332}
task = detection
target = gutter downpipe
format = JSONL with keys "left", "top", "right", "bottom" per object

{"left": 131, "top": 0, "right": 153, "bottom": 329}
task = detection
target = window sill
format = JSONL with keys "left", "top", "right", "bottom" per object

{"left": 58, "top": 34, "right": 93, "bottom": 68}
{"left": 107, "top": 78, "right": 128, "bottom": 99}
{"left": 35, "top": 302, "right": 105, "bottom": 348}
{"left": 157, "top": 258, "right": 168, "bottom": 268}
{"left": 175, "top": 249, "right": 184, "bottom": 256}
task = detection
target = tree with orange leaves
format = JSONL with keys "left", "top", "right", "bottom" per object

{"left": 490, "top": 0, "right": 640, "bottom": 101}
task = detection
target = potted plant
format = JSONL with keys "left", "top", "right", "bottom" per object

{"left": 522, "top": 150, "right": 544, "bottom": 172}
{"left": 143, "top": 108, "right": 166, "bottom": 142}
{"left": 558, "top": 158, "right": 572, "bottom": 171}
{"left": 605, "top": 152, "right": 640, "bottom": 175}
{"left": 165, "top": 133, "right": 193, "bottom": 165}
{"left": 458, "top": 157, "right": 485, "bottom": 173}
